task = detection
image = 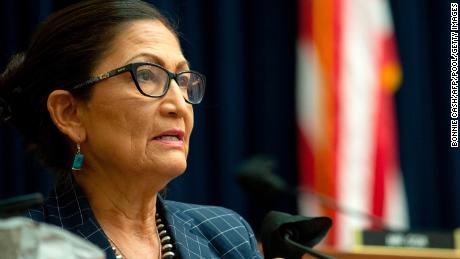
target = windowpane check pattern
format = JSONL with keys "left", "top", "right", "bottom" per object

{"left": 26, "top": 176, "right": 262, "bottom": 258}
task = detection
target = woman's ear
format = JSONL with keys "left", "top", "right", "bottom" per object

{"left": 47, "top": 90, "right": 86, "bottom": 143}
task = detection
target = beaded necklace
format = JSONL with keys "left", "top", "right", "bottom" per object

{"left": 108, "top": 212, "right": 175, "bottom": 259}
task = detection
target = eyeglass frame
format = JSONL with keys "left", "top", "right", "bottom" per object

{"left": 69, "top": 62, "right": 206, "bottom": 104}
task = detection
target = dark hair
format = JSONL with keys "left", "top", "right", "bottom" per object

{"left": 0, "top": 0, "right": 176, "bottom": 173}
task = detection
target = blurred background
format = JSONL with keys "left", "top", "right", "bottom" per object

{"left": 0, "top": 0, "right": 459, "bottom": 250}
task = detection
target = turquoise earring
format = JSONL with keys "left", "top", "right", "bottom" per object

{"left": 72, "top": 144, "right": 84, "bottom": 170}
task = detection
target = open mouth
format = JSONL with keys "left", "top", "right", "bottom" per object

{"left": 153, "top": 129, "right": 185, "bottom": 142}
{"left": 153, "top": 135, "right": 182, "bottom": 141}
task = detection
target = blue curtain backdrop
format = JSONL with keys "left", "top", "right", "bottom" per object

{"left": 0, "top": 0, "right": 297, "bottom": 235}
{"left": 390, "top": 0, "right": 460, "bottom": 230}
{"left": 0, "top": 0, "right": 459, "bottom": 236}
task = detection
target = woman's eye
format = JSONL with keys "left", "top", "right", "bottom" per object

{"left": 137, "top": 69, "right": 155, "bottom": 82}
{"left": 177, "top": 75, "right": 190, "bottom": 86}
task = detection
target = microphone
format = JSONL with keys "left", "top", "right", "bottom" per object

{"left": 236, "top": 156, "right": 387, "bottom": 229}
{"left": 261, "top": 210, "right": 333, "bottom": 259}
{"left": 235, "top": 156, "right": 287, "bottom": 205}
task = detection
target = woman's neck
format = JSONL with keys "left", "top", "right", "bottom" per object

{"left": 73, "top": 169, "right": 162, "bottom": 237}
{"left": 74, "top": 170, "right": 164, "bottom": 258}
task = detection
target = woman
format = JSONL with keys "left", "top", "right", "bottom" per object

{"left": 0, "top": 0, "right": 261, "bottom": 258}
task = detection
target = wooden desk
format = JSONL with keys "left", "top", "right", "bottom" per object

{"left": 301, "top": 246, "right": 460, "bottom": 259}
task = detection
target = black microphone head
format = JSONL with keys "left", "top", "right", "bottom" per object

{"left": 235, "top": 156, "right": 289, "bottom": 204}
{"left": 261, "top": 210, "right": 332, "bottom": 259}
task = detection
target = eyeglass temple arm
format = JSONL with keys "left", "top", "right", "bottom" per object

{"left": 70, "top": 66, "right": 131, "bottom": 90}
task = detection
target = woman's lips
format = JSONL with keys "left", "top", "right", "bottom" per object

{"left": 153, "top": 137, "right": 184, "bottom": 147}
{"left": 152, "top": 128, "right": 185, "bottom": 148}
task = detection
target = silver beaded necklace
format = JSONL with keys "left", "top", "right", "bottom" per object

{"left": 108, "top": 212, "right": 175, "bottom": 259}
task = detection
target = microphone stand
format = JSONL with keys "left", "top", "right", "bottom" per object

{"left": 283, "top": 231, "right": 333, "bottom": 259}
{"left": 295, "top": 187, "right": 387, "bottom": 229}
{"left": 235, "top": 155, "right": 389, "bottom": 229}
{"left": 261, "top": 211, "right": 334, "bottom": 259}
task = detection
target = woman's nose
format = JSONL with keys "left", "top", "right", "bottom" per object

{"left": 159, "top": 79, "right": 189, "bottom": 117}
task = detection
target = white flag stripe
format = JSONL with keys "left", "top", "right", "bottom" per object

{"left": 296, "top": 0, "right": 408, "bottom": 249}
{"left": 336, "top": 0, "right": 381, "bottom": 249}
{"left": 385, "top": 170, "right": 409, "bottom": 229}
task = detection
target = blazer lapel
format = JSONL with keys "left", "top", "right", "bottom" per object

{"left": 161, "top": 198, "right": 217, "bottom": 258}
{"left": 46, "top": 176, "right": 116, "bottom": 259}
{"left": 160, "top": 197, "right": 193, "bottom": 258}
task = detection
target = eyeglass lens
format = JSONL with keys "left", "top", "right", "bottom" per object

{"left": 135, "top": 64, "right": 204, "bottom": 104}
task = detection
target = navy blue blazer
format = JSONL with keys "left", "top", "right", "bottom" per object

{"left": 25, "top": 177, "right": 262, "bottom": 259}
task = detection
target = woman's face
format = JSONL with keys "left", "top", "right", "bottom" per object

{"left": 80, "top": 20, "right": 193, "bottom": 180}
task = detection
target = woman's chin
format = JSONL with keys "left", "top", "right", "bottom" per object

{"left": 151, "top": 158, "right": 187, "bottom": 178}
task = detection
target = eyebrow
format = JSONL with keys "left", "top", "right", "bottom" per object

{"left": 125, "top": 53, "right": 190, "bottom": 71}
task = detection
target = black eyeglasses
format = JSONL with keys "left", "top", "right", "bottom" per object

{"left": 70, "top": 62, "right": 206, "bottom": 104}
